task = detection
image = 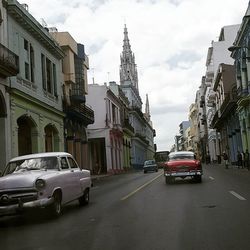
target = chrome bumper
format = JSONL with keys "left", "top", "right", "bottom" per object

{"left": 165, "top": 171, "right": 202, "bottom": 177}
{"left": 0, "top": 197, "right": 54, "bottom": 216}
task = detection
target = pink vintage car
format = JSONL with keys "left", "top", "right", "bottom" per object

{"left": 0, "top": 152, "right": 92, "bottom": 217}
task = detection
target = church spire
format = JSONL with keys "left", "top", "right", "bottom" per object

{"left": 120, "top": 24, "right": 139, "bottom": 90}
{"left": 145, "top": 94, "right": 151, "bottom": 121}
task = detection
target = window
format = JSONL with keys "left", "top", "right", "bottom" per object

{"left": 41, "top": 53, "right": 58, "bottom": 97}
{"left": 0, "top": 9, "right": 3, "bottom": 25}
{"left": 46, "top": 58, "right": 52, "bottom": 93}
{"left": 23, "top": 39, "right": 35, "bottom": 83}
{"left": 60, "top": 157, "right": 69, "bottom": 170}
{"left": 24, "top": 39, "right": 28, "bottom": 51}
{"left": 30, "top": 44, "right": 35, "bottom": 83}
{"left": 53, "top": 64, "right": 57, "bottom": 96}
{"left": 25, "top": 62, "right": 29, "bottom": 80}
{"left": 68, "top": 157, "right": 78, "bottom": 169}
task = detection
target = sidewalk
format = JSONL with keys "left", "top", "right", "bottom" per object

{"left": 204, "top": 162, "right": 250, "bottom": 172}
{"left": 91, "top": 169, "right": 140, "bottom": 183}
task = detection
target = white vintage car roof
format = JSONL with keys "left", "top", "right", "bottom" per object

{"left": 9, "top": 152, "right": 72, "bottom": 162}
{"left": 169, "top": 151, "right": 194, "bottom": 155}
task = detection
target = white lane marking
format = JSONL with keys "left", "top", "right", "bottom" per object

{"left": 229, "top": 191, "right": 246, "bottom": 201}
{"left": 209, "top": 176, "right": 215, "bottom": 180}
{"left": 121, "top": 173, "right": 162, "bottom": 201}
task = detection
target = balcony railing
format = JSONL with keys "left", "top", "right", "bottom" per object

{"left": 123, "top": 118, "right": 134, "bottom": 134}
{"left": 0, "top": 43, "right": 19, "bottom": 77}
{"left": 237, "top": 85, "right": 248, "bottom": 96}
{"left": 65, "top": 103, "right": 94, "bottom": 125}
{"left": 135, "top": 133, "right": 149, "bottom": 145}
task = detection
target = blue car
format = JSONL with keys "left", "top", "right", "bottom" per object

{"left": 143, "top": 160, "right": 158, "bottom": 173}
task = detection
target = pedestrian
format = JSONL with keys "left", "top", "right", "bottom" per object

{"left": 237, "top": 151, "right": 243, "bottom": 169}
{"left": 244, "top": 149, "right": 249, "bottom": 170}
{"left": 241, "top": 151, "right": 245, "bottom": 169}
{"left": 222, "top": 151, "right": 229, "bottom": 169}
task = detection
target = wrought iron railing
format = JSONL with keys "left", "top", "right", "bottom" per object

{"left": 0, "top": 43, "right": 19, "bottom": 77}
{"left": 65, "top": 103, "right": 94, "bottom": 125}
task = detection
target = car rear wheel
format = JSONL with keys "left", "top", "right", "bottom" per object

{"left": 79, "top": 188, "right": 90, "bottom": 206}
{"left": 165, "top": 176, "right": 173, "bottom": 184}
{"left": 194, "top": 175, "right": 202, "bottom": 183}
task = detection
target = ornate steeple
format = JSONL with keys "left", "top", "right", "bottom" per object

{"left": 120, "top": 24, "right": 139, "bottom": 90}
{"left": 145, "top": 94, "right": 151, "bottom": 121}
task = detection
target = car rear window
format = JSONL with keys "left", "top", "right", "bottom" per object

{"left": 169, "top": 154, "right": 194, "bottom": 161}
{"left": 145, "top": 160, "right": 155, "bottom": 165}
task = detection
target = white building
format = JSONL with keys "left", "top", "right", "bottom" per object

{"left": 86, "top": 83, "right": 123, "bottom": 174}
{"left": 204, "top": 24, "right": 240, "bottom": 162}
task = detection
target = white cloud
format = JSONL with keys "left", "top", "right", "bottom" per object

{"left": 24, "top": 0, "right": 249, "bottom": 150}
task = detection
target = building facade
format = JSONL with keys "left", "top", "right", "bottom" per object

{"left": 50, "top": 31, "right": 94, "bottom": 169}
{"left": 109, "top": 81, "right": 134, "bottom": 170}
{"left": 4, "top": 1, "right": 65, "bottom": 160}
{"left": 231, "top": 4, "right": 250, "bottom": 154}
{"left": 0, "top": 0, "right": 19, "bottom": 170}
{"left": 211, "top": 64, "right": 242, "bottom": 164}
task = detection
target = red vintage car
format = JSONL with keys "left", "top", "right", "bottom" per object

{"left": 164, "top": 151, "right": 202, "bottom": 184}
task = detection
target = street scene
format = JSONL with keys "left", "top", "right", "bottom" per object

{"left": 1, "top": 165, "right": 250, "bottom": 250}
{"left": 1, "top": 0, "right": 250, "bottom": 250}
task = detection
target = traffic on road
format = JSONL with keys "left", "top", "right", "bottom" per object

{"left": 1, "top": 163, "right": 250, "bottom": 250}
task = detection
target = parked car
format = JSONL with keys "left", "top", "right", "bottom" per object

{"left": 164, "top": 151, "right": 202, "bottom": 183}
{"left": 143, "top": 160, "right": 158, "bottom": 173}
{"left": 0, "top": 152, "right": 92, "bottom": 217}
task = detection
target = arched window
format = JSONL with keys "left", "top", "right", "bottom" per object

{"left": 17, "top": 115, "right": 36, "bottom": 155}
{"left": 44, "top": 124, "right": 59, "bottom": 152}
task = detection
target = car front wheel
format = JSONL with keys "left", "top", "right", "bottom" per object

{"left": 79, "top": 188, "right": 90, "bottom": 206}
{"left": 49, "top": 192, "right": 62, "bottom": 217}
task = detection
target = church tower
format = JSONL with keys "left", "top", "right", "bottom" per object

{"left": 120, "top": 24, "right": 142, "bottom": 109}
{"left": 119, "top": 24, "right": 155, "bottom": 168}
{"left": 145, "top": 94, "right": 151, "bottom": 121}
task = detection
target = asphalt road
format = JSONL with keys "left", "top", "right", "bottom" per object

{"left": 0, "top": 164, "right": 250, "bottom": 250}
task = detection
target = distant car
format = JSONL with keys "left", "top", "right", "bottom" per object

{"left": 143, "top": 160, "right": 158, "bottom": 173}
{"left": 0, "top": 152, "right": 92, "bottom": 217}
{"left": 164, "top": 151, "right": 202, "bottom": 183}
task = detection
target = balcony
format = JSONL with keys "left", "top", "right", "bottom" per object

{"left": 201, "top": 115, "right": 206, "bottom": 125}
{"left": 131, "top": 105, "right": 145, "bottom": 120}
{"left": 65, "top": 103, "right": 94, "bottom": 126}
{"left": 200, "top": 95, "right": 205, "bottom": 107}
{"left": 0, "top": 43, "right": 19, "bottom": 77}
{"left": 135, "top": 132, "right": 149, "bottom": 145}
{"left": 210, "top": 110, "right": 217, "bottom": 128}
{"left": 123, "top": 118, "right": 134, "bottom": 134}
{"left": 220, "top": 92, "right": 237, "bottom": 118}
{"left": 237, "top": 85, "right": 249, "bottom": 97}
{"left": 70, "top": 84, "right": 86, "bottom": 103}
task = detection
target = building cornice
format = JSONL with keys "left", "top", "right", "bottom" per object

{"left": 5, "top": 0, "right": 64, "bottom": 59}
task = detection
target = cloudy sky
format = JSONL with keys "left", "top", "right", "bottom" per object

{"left": 24, "top": 0, "right": 248, "bottom": 151}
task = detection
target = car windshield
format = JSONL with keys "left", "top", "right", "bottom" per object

{"left": 3, "top": 157, "right": 59, "bottom": 176}
{"left": 169, "top": 153, "right": 195, "bottom": 161}
{"left": 145, "top": 160, "right": 155, "bottom": 165}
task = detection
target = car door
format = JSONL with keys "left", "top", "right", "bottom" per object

{"left": 67, "top": 157, "right": 83, "bottom": 199}
{"left": 59, "top": 157, "right": 76, "bottom": 204}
